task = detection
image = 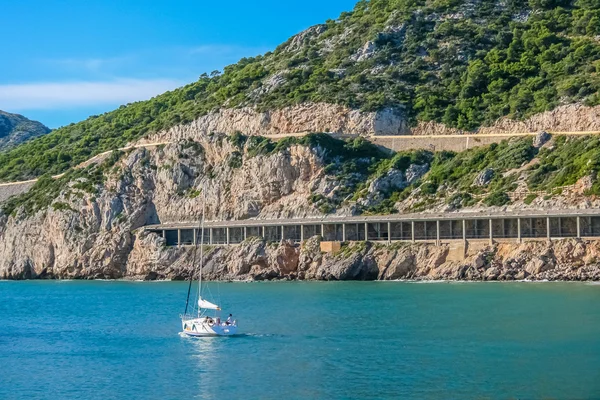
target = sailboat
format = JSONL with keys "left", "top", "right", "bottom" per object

{"left": 180, "top": 189, "right": 238, "bottom": 337}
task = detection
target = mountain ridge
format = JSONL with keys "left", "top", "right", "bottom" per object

{"left": 0, "top": 110, "right": 50, "bottom": 151}
{"left": 0, "top": 0, "right": 599, "bottom": 182}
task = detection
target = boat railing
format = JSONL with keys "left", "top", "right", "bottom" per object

{"left": 180, "top": 313, "right": 199, "bottom": 321}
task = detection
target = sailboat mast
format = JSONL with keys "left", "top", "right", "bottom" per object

{"left": 183, "top": 184, "right": 207, "bottom": 317}
{"left": 197, "top": 186, "right": 207, "bottom": 316}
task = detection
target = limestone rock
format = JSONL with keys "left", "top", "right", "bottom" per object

{"left": 283, "top": 25, "right": 327, "bottom": 53}
{"left": 514, "top": 270, "right": 530, "bottom": 280}
{"left": 141, "top": 103, "right": 409, "bottom": 140}
{"left": 129, "top": 101, "right": 600, "bottom": 145}
{"left": 405, "top": 164, "right": 429, "bottom": 184}
{"left": 376, "top": 246, "right": 415, "bottom": 280}
{"left": 350, "top": 41, "right": 377, "bottom": 62}
{"left": 484, "top": 267, "right": 500, "bottom": 280}
{"left": 533, "top": 131, "right": 551, "bottom": 148}
{"left": 368, "top": 169, "right": 407, "bottom": 194}
{"left": 474, "top": 168, "right": 494, "bottom": 186}
{"left": 524, "top": 256, "right": 555, "bottom": 275}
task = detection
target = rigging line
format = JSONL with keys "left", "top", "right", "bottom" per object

{"left": 183, "top": 185, "right": 205, "bottom": 316}
{"left": 196, "top": 183, "right": 207, "bottom": 314}
{"left": 216, "top": 260, "right": 222, "bottom": 309}
{"left": 183, "top": 226, "right": 200, "bottom": 316}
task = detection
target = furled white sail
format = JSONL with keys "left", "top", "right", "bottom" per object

{"left": 198, "top": 298, "right": 220, "bottom": 310}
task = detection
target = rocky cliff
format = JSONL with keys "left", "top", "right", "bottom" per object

{"left": 2, "top": 0, "right": 600, "bottom": 281}
{"left": 7, "top": 224, "right": 600, "bottom": 282}
{"left": 0, "top": 135, "right": 329, "bottom": 279}
{"left": 126, "top": 235, "right": 600, "bottom": 282}
{"left": 141, "top": 103, "right": 600, "bottom": 144}
{"left": 2, "top": 132, "right": 600, "bottom": 281}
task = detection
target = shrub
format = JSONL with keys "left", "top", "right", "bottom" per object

{"left": 484, "top": 191, "right": 511, "bottom": 206}
{"left": 523, "top": 193, "right": 537, "bottom": 205}
{"left": 228, "top": 132, "right": 248, "bottom": 149}
{"left": 227, "top": 151, "right": 243, "bottom": 169}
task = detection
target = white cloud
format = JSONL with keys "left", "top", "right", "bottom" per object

{"left": 42, "top": 56, "right": 134, "bottom": 73}
{"left": 0, "top": 79, "right": 183, "bottom": 110}
{"left": 0, "top": 44, "right": 269, "bottom": 113}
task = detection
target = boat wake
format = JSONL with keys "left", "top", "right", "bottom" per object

{"left": 179, "top": 332, "right": 280, "bottom": 339}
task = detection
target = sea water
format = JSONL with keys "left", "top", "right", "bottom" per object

{"left": 1, "top": 281, "right": 599, "bottom": 399}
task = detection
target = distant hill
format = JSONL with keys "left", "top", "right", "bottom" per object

{"left": 0, "top": 111, "right": 50, "bottom": 151}
{"left": 0, "top": 0, "right": 599, "bottom": 181}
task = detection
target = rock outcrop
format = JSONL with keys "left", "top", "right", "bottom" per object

{"left": 14, "top": 231, "right": 598, "bottom": 281}
{"left": 139, "top": 103, "right": 600, "bottom": 144}
{"left": 410, "top": 104, "right": 600, "bottom": 136}
{"left": 141, "top": 103, "right": 409, "bottom": 141}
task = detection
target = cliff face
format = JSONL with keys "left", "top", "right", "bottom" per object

{"left": 142, "top": 104, "right": 407, "bottom": 140}
{"left": 1, "top": 131, "right": 600, "bottom": 281}
{"left": 0, "top": 135, "right": 331, "bottom": 279}
{"left": 141, "top": 103, "right": 600, "bottom": 143}
{"left": 135, "top": 236, "right": 600, "bottom": 282}
{"left": 409, "top": 103, "right": 600, "bottom": 136}
{"left": 9, "top": 222, "right": 600, "bottom": 281}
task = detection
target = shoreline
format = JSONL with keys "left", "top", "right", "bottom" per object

{"left": 2, "top": 277, "right": 598, "bottom": 284}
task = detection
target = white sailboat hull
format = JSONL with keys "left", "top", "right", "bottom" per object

{"left": 181, "top": 318, "right": 238, "bottom": 337}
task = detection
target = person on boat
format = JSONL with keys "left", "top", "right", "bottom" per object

{"left": 226, "top": 314, "right": 233, "bottom": 325}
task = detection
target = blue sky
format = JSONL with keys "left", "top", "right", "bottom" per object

{"left": 0, "top": 0, "right": 357, "bottom": 128}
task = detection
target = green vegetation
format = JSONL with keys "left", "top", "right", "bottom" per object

{"left": 370, "top": 150, "right": 432, "bottom": 177}
{"left": 447, "top": 192, "right": 476, "bottom": 209}
{"left": 187, "top": 189, "right": 202, "bottom": 199}
{"left": 344, "top": 138, "right": 537, "bottom": 212}
{"left": 309, "top": 193, "right": 336, "bottom": 214}
{"left": 5, "top": 130, "right": 600, "bottom": 217}
{"left": 347, "top": 134, "right": 600, "bottom": 213}
{"left": 426, "top": 139, "right": 536, "bottom": 192}
{"left": 484, "top": 191, "right": 511, "bottom": 206}
{"left": 306, "top": 133, "right": 600, "bottom": 213}
{"left": 240, "top": 132, "right": 386, "bottom": 161}
{"left": 2, "top": 173, "right": 81, "bottom": 217}
{"left": 524, "top": 193, "right": 538, "bottom": 204}
{"left": 527, "top": 135, "right": 600, "bottom": 194}
{"left": 337, "top": 241, "right": 369, "bottom": 258}
{"left": 227, "top": 151, "right": 243, "bottom": 169}
{"left": 227, "top": 131, "right": 248, "bottom": 149}
{"left": 0, "top": 0, "right": 599, "bottom": 182}
{"left": 2, "top": 151, "right": 123, "bottom": 217}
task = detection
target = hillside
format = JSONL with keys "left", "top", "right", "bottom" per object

{"left": 3, "top": 131, "right": 600, "bottom": 280}
{"left": 3, "top": 131, "right": 599, "bottom": 218}
{"left": 0, "top": 110, "right": 50, "bottom": 151}
{"left": 0, "top": 0, "right": 599, "bottom": 182}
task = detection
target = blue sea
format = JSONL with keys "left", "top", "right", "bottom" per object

{"left": 1, "top": 281, "right": 599, "bottom": 399}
